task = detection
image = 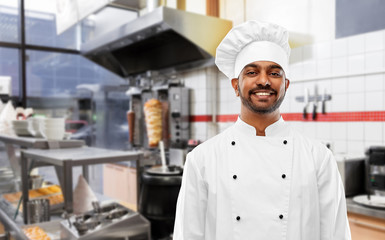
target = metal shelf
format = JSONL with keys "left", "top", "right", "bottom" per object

{"left": 20, "top": 147, "right": 143, "bottom": 224}
{"left": 0, "top": 134, "right": 84, "bottom": 149}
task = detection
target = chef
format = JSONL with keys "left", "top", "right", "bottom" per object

{"left": 173, "top": 20, "right": 351, "bottom": 240}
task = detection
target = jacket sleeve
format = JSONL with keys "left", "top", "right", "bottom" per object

{"left": 317, "top": 148, "right": 351, "bottom": 240}
{"left": 173, "top": 151, "right": 208, "bottom": 240}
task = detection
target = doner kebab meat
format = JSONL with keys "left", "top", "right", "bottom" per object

{"left": 143, "top": 99, "right": 162, "bottom": 147}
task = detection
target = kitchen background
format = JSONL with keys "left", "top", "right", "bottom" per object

{"left": 0, "top": 0, "right": 385, "bottom": 239}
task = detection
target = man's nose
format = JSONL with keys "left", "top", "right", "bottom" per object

{"left": 255, "top": 72, "right": 271, "bottom": 86}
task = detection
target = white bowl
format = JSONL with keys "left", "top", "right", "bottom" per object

{"left": 12, "top": 120, "right": 29, "bottom": 127}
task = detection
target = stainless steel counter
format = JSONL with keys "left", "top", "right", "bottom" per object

{"left": 346, "top": 197, "right": 385, "bottom": 220}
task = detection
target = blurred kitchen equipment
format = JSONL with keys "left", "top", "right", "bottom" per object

{"left": 81, "top": 7, "right": 232, "bottom": 78}
{"left": 60, "top": 202, "right": 150, "bottom": 239}
{"left": 26, "top": 199, "right": 50, "bottom": 224}
{"left": 127, "top": 102, "right": 135, "bottom": 144}
{"left": 365, "top": 146, "right": 385, "bottom": 196}
{"left": 169, "top": 148, "right": 187, "bottom": 167}
{"left": 139, "top": 166, "right": 182, "bottom": 239}
{"left": 353, "top": 146, "right": 385, "bottom": 209}
{"left": 168, "top": 86, "right": 190, "bottom": 148}
{"left": 312, "top": 85, "right": 318, "bottom": 120}
{"left": 28, "top": 175, "right": 44, "bottom": 189}
{"left": 303, "top": 88, "right": 309, "bottom": 119}
{"left": 335, "top": 154, "right": 365, "bottom": 196}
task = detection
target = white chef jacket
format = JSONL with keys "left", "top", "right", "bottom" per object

{"left": 173, "top": 117, "right": 351, "bottom": 240}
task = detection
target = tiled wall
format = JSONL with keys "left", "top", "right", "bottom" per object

{"left": 183, "top": 29, "right": 385, "bottom": 156}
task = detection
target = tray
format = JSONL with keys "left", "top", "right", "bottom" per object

{"left": 22, "top": 220, "right": 62, "bottom": 240}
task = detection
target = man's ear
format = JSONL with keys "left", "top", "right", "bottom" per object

{"left": 231, "top": 78, "right": 239, "bottom": 96}
{"left": 285, "top": 78, "right": 290, "bottom": 91}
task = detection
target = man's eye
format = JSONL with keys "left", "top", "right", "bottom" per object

{"left": 247, "top": 71, "right": 257, "bottom": 75}
{"left": 270, "top": 72, "right": 282, "bottom": 77}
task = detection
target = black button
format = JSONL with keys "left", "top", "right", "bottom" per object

{"left": 282, "top": 174, "right": 286, "bottom": 179}
{"left": 236, "top": 216, "right": 240, "bottom": 221}
{"left": 231, "top": 141, "right": 235, "bottom": 145}
{"left": 283, "top": 140, "right": 287, "bottom": 144}
{"left": 279, "top": 214, "right": 283, "bottom": 219}
{"left": 233, "top": 175, "right": 237, "bottom": 179}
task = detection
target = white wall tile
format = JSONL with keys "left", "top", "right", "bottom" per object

{"left": 364, "top": 122, "right": 383, "bottom": 142}
{"left": 383, "top": 122, "right": 385, "bottom": 145}
{"left": 317, "top": 59, "right": 332, "bottom": 78}
{"left": 348, "top": 34, "right": 365, "bottom": 56}
{"left": 289, "top": 62, "right": 304, "bottom": 81}
{"left": 316, "top": 122, "right": 331, "bottom": 140}
{"left": 347, "top": 76, "right": 365, "bottom": 93}
{"left": 303, "top": 45, "right": 316, "bottom": 61}
{"left": 333, "top": 140, "right": 348, "bottom": 154}
{"left": 331, "top": 77, "right": 348, "bottom": 94}
{"left": 347, "top": 122, "right": 364, "bottom": 141}
{"left": 330, "top": 93, "right": 348, "bottom": 112}
{"left": 347, "top": 140, "right": 365, "bottom": 154}
{"left": 347, "top": 92, "right": 365, "bottom": 111}
{"left": 365, "top": 91, "right": 383, "bottom": 111}
{"left": 193, "top": 101, "right": 207, "bottom": 115}
{"left": 331, "top": 57, "right": 348, "bottom": 77}
{"left": 348, "top": 54, "right": 365, "bottom": 75}
{"left": 316, "top": 41, "right": 332, "bottom": 60}
{"left": 332, "top": 38, "right": 348, "bottom": 58}
{"left": 365, "top": 51, "right": 384, "bottom": 73}
{"left": 365, "top": 30, "right": 384, "bottom": 52}
{"left": 365, "top": 74, "right": 384, "bottom": 92}
{"left": 331, "top": 122, "right": 347, "bottom": 140}
{"left": 302, "top": 61, "right": 317, "bottom": 79}
{"left": 289, "top": 47, "right": 303, "bottom": 64}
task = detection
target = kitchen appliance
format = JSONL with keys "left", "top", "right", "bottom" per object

{"left": 127, "top": 85, "right": 189, "bottom": 150}
{"left": 335, "top": 155, "right": 365, "bottom": 197}
{"left": 60, "top": 202, "right": 151, "bottom": 240}
{"left": 365, "top": 146, "right": 385, "bottom": 196}
{"left": 352, "top": 146, "right": 385, "bottom": 209}
{"left": 139, "top": 166, "right": 182, "bottom": 239}
{"left": 81, "top": 6, "right": 232, "bottom": 77}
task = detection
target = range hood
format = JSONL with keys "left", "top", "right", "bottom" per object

{"left": 80, "top": 6, "right": 232, "bottom": 77}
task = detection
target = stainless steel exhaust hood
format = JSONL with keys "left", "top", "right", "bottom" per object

{"left": 80, "top": 6, "right": 232, "bottom": 77}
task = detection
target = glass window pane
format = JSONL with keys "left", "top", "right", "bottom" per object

{"left": 0, "top": 47, "right": 19, "bottom": 96}
{"left": 0, "top": 0, "right": 19, "bottom": 43}
{"left": 26, "top": 50, "right": 125, "bottom": 98}
{"left": 25, "top": 0, "right": 78, "bottom": 50}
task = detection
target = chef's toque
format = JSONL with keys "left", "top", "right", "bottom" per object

{"left": 215, "top": 20, "right": 291, "bottom": 79}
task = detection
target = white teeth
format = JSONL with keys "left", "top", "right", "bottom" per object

{"left": 254, "top": 92, "right": 271, "bottom": 96}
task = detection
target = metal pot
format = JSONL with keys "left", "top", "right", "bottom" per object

{"left": 139, "top": 166, "right": 182, "bottom": 239}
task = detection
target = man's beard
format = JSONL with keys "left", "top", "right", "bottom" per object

{"left": 238, "top": 83, "right": 286, "bottom": 114}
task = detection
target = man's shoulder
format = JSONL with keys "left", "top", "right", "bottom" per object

{"left": 190, "top": 125, "right": 234, "bottom": 156}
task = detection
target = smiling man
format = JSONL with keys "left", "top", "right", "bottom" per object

{"left": 173, "top": 21, "right": 351, "bottom": 240}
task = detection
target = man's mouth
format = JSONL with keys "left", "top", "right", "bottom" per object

{"left": 252, "top": 91, "right": 274, "bottom": 96}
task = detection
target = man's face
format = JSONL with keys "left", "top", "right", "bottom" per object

{"left": 231, "top": 61, "right": 290, "bottom": 114}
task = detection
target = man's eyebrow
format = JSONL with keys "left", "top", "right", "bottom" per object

{"left": 268, "top": 64, "right": 283, "bottom": 70}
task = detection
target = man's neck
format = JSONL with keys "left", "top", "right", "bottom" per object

{"left": 239, "top": 108, "right": 281, "bottom": 136}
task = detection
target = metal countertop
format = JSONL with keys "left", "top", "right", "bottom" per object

{"left": 346, "top": 197, "right": 385, "bottom": 220}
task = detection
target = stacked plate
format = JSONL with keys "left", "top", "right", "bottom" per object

{"left": 12, "top": 120, "right": 35, "bottom": 137}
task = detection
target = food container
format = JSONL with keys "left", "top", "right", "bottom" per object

{"left": 26, "top": 199, "right": 50, "bottom": 224}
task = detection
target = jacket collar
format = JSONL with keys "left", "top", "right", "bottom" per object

{"left": 234, "top": 116, "right": 288, "bottom": 137}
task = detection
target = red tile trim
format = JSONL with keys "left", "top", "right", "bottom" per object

{"left": 189, "top": 111, "right": 385, "bottom": 122}
{"left": 281, "top": 111, "right": 385, "bottom": 122}
{"left": 189, "top": 115, "right": 213, "bottom": 122}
